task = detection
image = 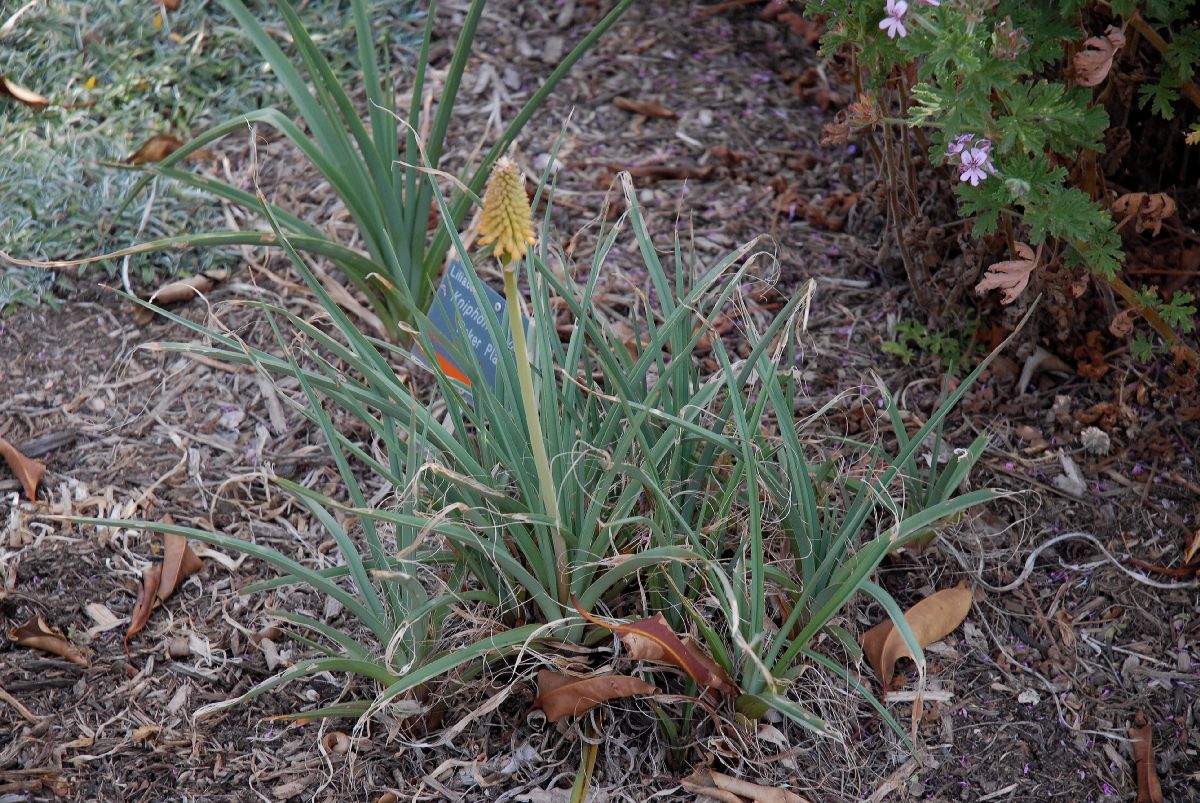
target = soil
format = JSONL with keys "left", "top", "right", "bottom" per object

{"left": 2, "top": 2, "right": 1198, "bottom": 802}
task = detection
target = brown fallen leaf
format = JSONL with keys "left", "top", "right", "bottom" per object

{"left": 159, "top": 530, "right": 203, "bottom": 598}
{"left": 1074, "top": 25, "right": 1125, "bottom": 87}
{"left": 613, "top": 96, "right": 677, "bottom": 120}
{"left": 1184, "top": 528, "right": 1200, "bottom": 566}
{"left": 860, "top": 580, "right": 974, "bottom": 692}
{"left": 1112, "top": 192, "right": 1176, "bottom": 236}
{"left": 0, "top": 76, "right": 50, "bottom": 108}
{"left": 126, "top": 133, "right": 184, "bottom": 165}
{"left": 534, "top": 670, "right": 657, "bottom": 722}
{"left": 975, "top": 241, "right": 1040, "bottom": 305}
{"left": 0, "top": 435, "right": 47, "bottom": 500}
{"left": 126, "top": 530, "right": 204, "bottom": 644}
{"left": 574, "top": 603, "right": 738, "bottom": 696}
{"left": 8, "top": 616, "right": 89, "bottom": 666}
{"left": 133, "top": 268, "right": 230, "bottom": 324}
{"left": 1109, "top": 308, "right": 1135, "bottom": 338}
{"left": 1130, "top": 712, "right": 1164, "bottom": 803}
{"left": 681, "top": 769, "right": 810, "bottom": 803}
{"left": 154, "top": 0, "right": 182, "bottom": 9}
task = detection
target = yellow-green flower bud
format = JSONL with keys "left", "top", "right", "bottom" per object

{"left": 479, "top": 157, "right": 536, "bottom": 265}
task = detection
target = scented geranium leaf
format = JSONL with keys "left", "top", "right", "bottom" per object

{"left": 1160, "top": 292, "right": 1197, "bottom": 333}
{"left": 1131, "top": 333, "right": 1156, "bottom": 363}
{"left": 996, "top": 82, "right": 1107, "bottom": 153}
{"left": 1139, "top": 79, "right": 1181, "bottom": 120}
{"left": 956, "top": 179, "right": 1008, "bottom": 235}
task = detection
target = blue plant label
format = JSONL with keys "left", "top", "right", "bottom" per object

{"left": 424, "top": 260, "right": 528, "bottom": 390}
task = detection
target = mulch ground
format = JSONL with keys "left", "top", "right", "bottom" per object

{"left": 2, "top": 2, "right": 1198, "bottom": 801}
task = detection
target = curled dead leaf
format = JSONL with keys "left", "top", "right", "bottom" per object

{"left": 126, "top": 133, "right": 184, "bottom": 165}
{"left": 1184, "top": 528, "right": 1200, "bottom": 566}
{"left": 860, "top": 580, "right": 974, "bottom": 692}
{"left": 1112, "top": 192, "right": 1176, "bottom": 236}
{"left": 321, "top": 731, "right": 351, "bottom": 755}
{"left": 1109, "top": 309, "right": 1135, "bottom": 338}
{"left": 681, "top": 769, "right": 810, "bottom": 803}
{"left": 0, "top": 76, "right": 50, "bottom": 107}
{"left": 976, "top": 242, "right": 1039, "bottom": 305}
{"left": 613, "top": 96, "right": 677, "bottom": 120}
{"left": 0, "top": 435, "right": 47, "bottom": 500}
{"left": 819, "top": 109, "right": 853, "bottom": 146}
{"left": 159, "top": 530, "right": 203, "bottom": 600}
{"left": 8, "top": 615, "right": 89, "bottom": 666}
{"left": 125, "top": 531, "right": 204, "bottom": 645}
{"left": 574, "top": 603, "right": 737, "bottom": 696}
{"left": 1074, "top": 26, "right": 1125, "bottom": 87}
{"left": 534, "top": 670, "right": 657, "bottom": 722}
{"left": 133, "top": 268, "right": 230, "bottom": 324}
{"left": 127, "top": 562, "right": 163, "bottom": 646}
{"left": 1130, "top": 712, "right": 1163, "bottom": 803}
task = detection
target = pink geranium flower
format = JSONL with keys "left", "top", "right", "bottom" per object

{"left": 959, "top": 147, "right": 991, "bottom": 186}
{"left": 879, "top": 0, "right": 908, "bottom": 39}
{"left": 945, "top": 133, "right": 973, "bottom": 158}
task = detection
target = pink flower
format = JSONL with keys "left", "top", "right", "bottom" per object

{"left": 919, "top": 0, "right": 940, "bottom": 5}
{"left": 879, "top": 0, "right": 908, "bottom": 39}
{"left": 959, "top": 147, "right": 991, "bottom": 186}
{"left": 945, "top": 133, "right": 973, "bottom": 158}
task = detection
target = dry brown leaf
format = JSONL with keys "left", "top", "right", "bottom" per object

{"left": 1130, "top": 712, "right": 1164, "bottom": 803}
{"left": 159, "top": 531, "right": 203, "bottom": 600}
{"left": 154, "top": 0, "right": 182, "bottom": 9}
{"left": 860, "top": 580, "right": 974, "bottom": 692}
{"left": 1109, "top": 309, "right": 1135, "bottom": 338}
{"left": 613, "top": 96, "right": 677, "bottom": 120}
{"left": 575, "top": 604, "right": 738, "bottom": 696}
{"left": 127, "top": 562, "right": 163, "bottom": 646}
{"left": 681, "top": 769, "right": 810, "bottom": 803}
{"left": 125, "top": 531, "right": 203, "bottom": 644}
{"left": 1112, "top": 192, "right": 1176, "bottom": 236}
{"left": 134, "top": 268, "right": 230, "bottom": 323}
{"left": 534, "top": 670, "right": 657, "bottom": 722}
{"left": 8, "top": 615, "right": 89, "bottom": 666}
{"left": 0, "top": 434, "right": 46, "bottom": 500}
{"left": 1184, "top": 528, "right": 1200, "bottom": 566}
{"left": 976, "top": 241, "right": 1039, "bottom": 304}
{"left": 126, "top": 133, "right": 184, "bottom": 165}
{"left": 0, "top": 76, "right": 50, "bottom": 107}
{"left": 1074, "top": 26, "right": 1125, "bottom": 87}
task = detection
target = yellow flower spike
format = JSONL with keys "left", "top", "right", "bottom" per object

{"left": 479, "top": 157, "right": 536, "bottom": 266}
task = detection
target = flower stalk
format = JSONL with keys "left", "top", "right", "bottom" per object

{"left": 483, "top": 158, "right": 568, "bottom": 601}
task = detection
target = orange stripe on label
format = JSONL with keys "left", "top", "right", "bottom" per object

{"left": 434, "top": 351, "right": 471, "bottom": 386}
